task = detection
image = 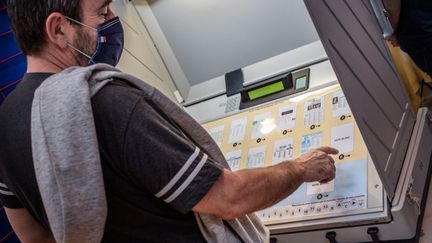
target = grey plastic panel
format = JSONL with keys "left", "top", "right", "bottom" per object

{"left": 304, "top": 0, "right": 416, "bottom": 200}
{"left": 146, "top": 0, "right": 319, "bottom": 86}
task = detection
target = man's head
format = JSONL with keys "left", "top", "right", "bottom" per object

{"left": 8, "top": 0, "right": 116, "bottom": 69}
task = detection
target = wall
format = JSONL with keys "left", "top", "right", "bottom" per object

{"left": 111, "top": 0, "right": 178, "bottom": 102}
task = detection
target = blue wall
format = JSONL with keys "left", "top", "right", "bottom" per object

{"left": 0, "top": 0, "right": 26, "bottom": 242}
{"left": 0, "top": 0, "right": 26, "bottom": 105}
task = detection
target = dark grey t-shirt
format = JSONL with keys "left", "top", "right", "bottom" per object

{"left": 397, "top": 0, "right": 432, "bottom": 50}
{"left": 0, "top": 73, "right": 223, "bottom": 242}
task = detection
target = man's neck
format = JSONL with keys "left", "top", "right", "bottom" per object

{"left": 26, "top": 47, "right": 82, "bottom": 73}
{"left": 27, "top": 56, "right": 64, "bottom": 73}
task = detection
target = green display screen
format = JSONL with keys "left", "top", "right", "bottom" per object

{"left": 247, "top": 81, "right": 285, "bottom": 100}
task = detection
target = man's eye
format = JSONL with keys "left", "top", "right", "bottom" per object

{"left": 100, "top": 7, "right": 108, "bottom": 16}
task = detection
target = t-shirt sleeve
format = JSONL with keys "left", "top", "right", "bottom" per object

{"left": 0, "top": 181, "right": 23, "bottom": 209}
{"left": 123, "top": 96, "right": 223, "bottom": 214}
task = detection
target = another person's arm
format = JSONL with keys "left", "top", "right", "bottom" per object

{"left": 193, "top": 147, "right": 337, "bottom": 219}
{"left": 5, "top": 207, "right": 56, "bottom": 243}
{"left": 383, "top": 0, "right": 401, "bottom": 30}
{"left": 383, "top": 0, "right": 401, "bottom": 45}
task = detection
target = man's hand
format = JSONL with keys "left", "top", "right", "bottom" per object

{"left": 292, "top": 146, "right": 338, "bottom": 183}
{"left": 387, "top": 35, "right": 400, "bottom": 47}
{"left": 193, "top": 146, "right": 339, "bottom": 219}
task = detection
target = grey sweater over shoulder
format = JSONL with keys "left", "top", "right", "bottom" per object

{"left": 31, "top": 64, "right": 269, "bottom": 243}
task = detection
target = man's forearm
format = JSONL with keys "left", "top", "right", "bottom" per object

{"left": 17, "top": 233, "right": 56, "bottom": 243}
{"left": 193, "top": 147, "right": 337, "bottom": 220}
{"left": 227, "top": 162, "right": 304, "bottom": 217}
{"left": 195, "top": 162, "right": 305, "bottom": 220}
{"left": 5, "top": 208, "right": 56, "bottom": 243}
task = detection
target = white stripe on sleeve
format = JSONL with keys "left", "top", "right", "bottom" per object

{"left": 164, "top": 154, "right": 208, "bottom": 203}
{"left": 0, "top": 182, "right": 9, "bottom": 189}
{"left": 0, "top": 189, "right": 14, "bottom": 196}
{"left": 155, "top": 147, "right": 200, "bottom": 198}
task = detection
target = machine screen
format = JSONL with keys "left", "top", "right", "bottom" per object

{"left": 203, "top": 85, "right": 370, "bottom": 224}
{"left": 247, "top": 81, "right": 285, "bottom": 100}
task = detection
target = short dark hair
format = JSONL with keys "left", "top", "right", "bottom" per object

{"left": 7, "top": 0, "right": 82, "bottom": 55}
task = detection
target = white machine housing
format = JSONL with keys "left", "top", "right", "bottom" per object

{"left": 113, "top": 0, "right": 432, "bottom": 242}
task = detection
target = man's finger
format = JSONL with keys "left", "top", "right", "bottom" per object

{"left": 328, "top": 155, "right": 336, "bottom": 164}
{"left": 316, "top": 146, "right": 339, "bottom": 155}
{"left": 319, "top": 177, "right": 334, "bottom": 184}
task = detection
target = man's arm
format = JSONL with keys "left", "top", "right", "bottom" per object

{"left": 5, "top": 207, "right": 56, "bottom": 243}
{"left": 193, "top": 146, "right": 337, "bottom": 220}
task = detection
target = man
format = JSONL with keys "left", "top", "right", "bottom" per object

{"left": 0, "top": 0, "right": 337, "bottom": 242}
{"left": 384, "top": 0, "right": 432, "bottom": 76}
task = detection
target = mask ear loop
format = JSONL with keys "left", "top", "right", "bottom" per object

{"left": 65, "top": 16, "right": 98, "bottom": 65}
{"left": 66, "top": 43, "right": 95, "bottom": 64}
{"left": 65, "top": 16, "right": 97, "bottom": 31}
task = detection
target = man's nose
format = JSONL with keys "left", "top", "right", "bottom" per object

{"left": 107, "top": 7, "right": 116, "bottom": 19}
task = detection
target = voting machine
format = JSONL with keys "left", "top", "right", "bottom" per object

{"left": 115, "top": 0, "right": 432, "bottom": 241}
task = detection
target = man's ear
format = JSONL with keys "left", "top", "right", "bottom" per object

{"left": 45, "top": 12, "right": 73, "bottom": 50}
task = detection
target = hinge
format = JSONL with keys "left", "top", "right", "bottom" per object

{"left": 173, "top": 90, "right": 184, "bottom": 104}
{"left": 426, "top": 110, "right": 432, "bottom": 125}
{"left": 406, "top": 177, "right": 421, "bottom": 215}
